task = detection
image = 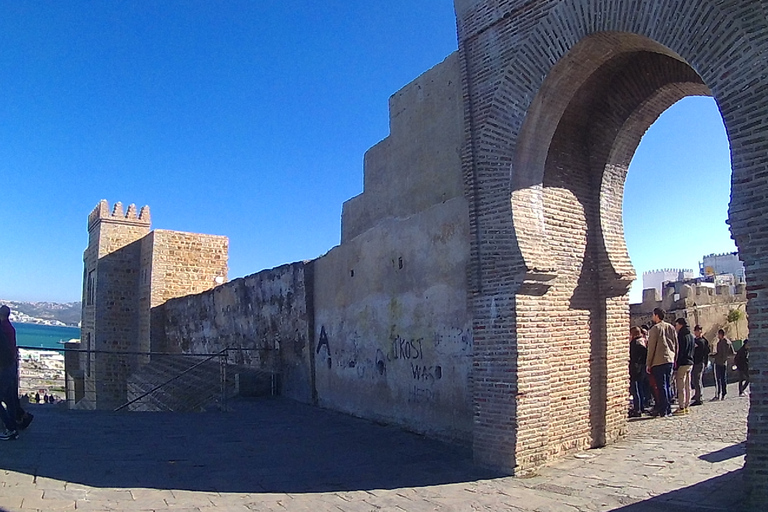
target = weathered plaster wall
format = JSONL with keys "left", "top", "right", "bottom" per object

{"left": 341, "top": 52, "right": 466, "bottom": 243}
{"left": 312, "top": 54, "right": 472, "bottom": 442}
{"left": 160, "top": 262, "right": 313, "bottom": 404}
{"left": 314, "top": 197, "right": 472, "bottom": 441}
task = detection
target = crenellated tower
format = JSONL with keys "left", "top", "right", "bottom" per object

{"left": 70, "top": 200, "right": 228, "bottom": 410}
{"left": 79, "top": 200, "right": 153, "bottom": 409}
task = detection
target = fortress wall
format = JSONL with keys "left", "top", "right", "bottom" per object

{"left": 160, "top": 262, "right": 313, "bottom": 404}
{"left": 341, "top": 53, "right": 466, "bottom": 243}
{"left": 309, "top": 52, "right": 472, "bottom": 441}
{"left": 313, "top": 196, "right": 473, "bottom": 441}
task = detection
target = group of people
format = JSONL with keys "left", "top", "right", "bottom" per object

{"left": 0, "top": 305, "right": 34, "bottom": 440}
{"left": 628, "top": 307, "right": 750, "bottom": 418}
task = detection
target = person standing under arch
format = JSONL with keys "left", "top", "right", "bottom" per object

{"left": 646, "top": 308, "right": 678, "bottom": 418}
{"left": 629, "top": 326, "right": 648, "bottom": 417}
{"left": 690, "top": 325, "right": 709, "bottom": 406}
{"left": 712, "top": 329, "right": 736, "bottom": 401}
{"left": 673, "top": 318, "right": 695, "bottom": 415}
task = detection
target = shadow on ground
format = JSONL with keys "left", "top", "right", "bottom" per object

{"left": 0, "top": 398, "right": 503, "bottom": 493}
{"left": 611, "top": 468, "right": 754, "bottom": 511}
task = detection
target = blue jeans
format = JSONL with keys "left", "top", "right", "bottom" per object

{"left": 0, "top": 365, "right": 18, "bottom": 431}
{"left": 651, "top": 363, "right": 674, "bottom": 416}
{"left": 630, "top": 377, "right": 645, "bottom": 413}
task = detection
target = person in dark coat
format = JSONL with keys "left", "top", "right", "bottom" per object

{"left": 734, "top": 339, "right": 750, "bottom": 396}
{"left": 0, "top": 312, "right": 19, "bottom": 439}
{"left": 711, "top": 329, "right": 736, "bottom": 400}
{"left": 0, "top": 306, "right": 33, "bottom": 430}
{"left": 629, "top": 326, "right": 648, "bottom": 417}
{"left": 690, "top": 325, "right": 709, "bottom": 406}
{"left": 673, "top": 318, "right": 695, "bottom": 415}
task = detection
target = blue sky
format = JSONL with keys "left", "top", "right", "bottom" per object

{"left": 0, "top": 2, "right": 735, "bottom": 304}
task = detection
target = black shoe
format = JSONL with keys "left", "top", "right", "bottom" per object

{"left": 0, "top": 429, "right": 18, "bottom": 441}
{"left": 690, "top": 401, "right": 703, "bottom": 406}
{"left": 18, "top": 413, "right": 33, "bottom": 431}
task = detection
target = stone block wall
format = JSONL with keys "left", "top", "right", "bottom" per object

{"left": 73, "top": 200, "right": 228, "bottom": 410}
{"left": 632, "top": 282, "right": 749, "bottom": 343}
{"left": 141, "top": 230, "right": 228, "bottom": 354}
{"left": 79, "top": 200, "right": 151, "bottom": 409}
{"left": 159, "top": 262, "right": 313, "bottom": 403}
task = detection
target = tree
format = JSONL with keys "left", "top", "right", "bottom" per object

{"left": 726, "top": 308, "right": 744, "bottom": 341}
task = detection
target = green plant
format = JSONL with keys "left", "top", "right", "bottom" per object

{"left": 726, "top": 308, "right": 744, "bottom": 340}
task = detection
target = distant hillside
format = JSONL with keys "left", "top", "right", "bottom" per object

{"left": 0, "top": 300, "right": 81, "bottom": 327}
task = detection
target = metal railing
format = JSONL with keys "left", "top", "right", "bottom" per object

{"left": 17, "top": 345, "right": 279, "bottom": 413}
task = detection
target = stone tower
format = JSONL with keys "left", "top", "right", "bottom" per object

{"left": 72, "top": 200, "right": 228, "bottom": 409}
{"left": 79, "top": 200, "right": 152, "bottom": 409}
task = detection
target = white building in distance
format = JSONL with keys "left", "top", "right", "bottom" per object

{"left": 642, "top": 268, "right": 695, "bottom": 295}
{"left": 701, "top": 252, "right": 745, "bottom": 281}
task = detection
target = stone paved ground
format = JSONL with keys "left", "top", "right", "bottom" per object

{"left": 0, "top": 383, "right": 756, "bottom": 511}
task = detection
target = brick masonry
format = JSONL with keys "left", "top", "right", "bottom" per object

{"left": 73, "top": 200, "right": 228, "bottom": 410}
{"left": 455, "top": 0, "right": 768, "bottom": 502}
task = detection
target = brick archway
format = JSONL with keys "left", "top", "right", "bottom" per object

{"left": 456, "top": 0, "right": 768, "bottom": 501}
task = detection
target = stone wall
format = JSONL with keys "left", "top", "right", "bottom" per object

{"left": 341, "top": 52, "right": 466, "bottom": 243}
{"left": 78, "top": 200, "right": 151, "bottom": 409}
{"left": 143, "top": 230, "right": 228, "bottom": 354}
{"left": 72, "top": 200, "right": 228, "bottom": 410}
{"left": 311, "top": 52, "right": 473, "bottom": 442}
{"left": 159, "top": 262, "right": 313, "bottom": 404}
{"left": 631, "top": 282, "right": 749, "bottom": 343}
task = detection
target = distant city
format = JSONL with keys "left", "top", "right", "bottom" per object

{"left": 0, "top": 299, "right": 81, "bottom": 327}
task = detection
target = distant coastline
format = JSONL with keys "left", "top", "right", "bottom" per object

{"left": 1, "top": 298, "right": 81, "bottom": 327}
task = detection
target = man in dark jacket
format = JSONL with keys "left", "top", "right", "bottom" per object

{"left": 735, "top": 339, "right": 750, "bottom": 396}
{"left": 673, "top": 318, "right": 695, "bottom": 415}
{"left": 0, "top": 306, "right": 32, "bottom": 430}
{"left": 0, "top": 309, "right": 19, "bottom": 439}
{"left": 691, "top": 325, "right": 709, "bottom": 406}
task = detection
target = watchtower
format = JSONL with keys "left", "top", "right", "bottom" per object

{"left": 79, "top": 200, "right": 152, "bottom": 409}
{"left": 72, "top": 199, "right": 229, "bottom": 409}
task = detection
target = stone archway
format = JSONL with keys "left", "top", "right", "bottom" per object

{"left": 456, "top": 0, "right": 768, "bottom": 501}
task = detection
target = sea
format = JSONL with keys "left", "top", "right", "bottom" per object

{"left": 14, "top": 323, "right": 80, "bottom": 351}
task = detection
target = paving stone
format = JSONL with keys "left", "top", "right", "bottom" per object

{"left": 0, "top": 391, "right": 757, "bottom": 511}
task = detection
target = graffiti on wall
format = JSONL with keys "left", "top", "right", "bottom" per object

{"left": 316, "top": 326, "right": 332, "bottom": 369}
{"left": 316, "top": 326, "right": 465, "bottom": 404}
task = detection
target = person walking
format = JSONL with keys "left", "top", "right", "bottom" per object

{"left": 0, "top": 312, "right": 19, "bottom": 440}
{"left": 673, "top": 318, "right": 694, "bottom": 415}
{"left": 711, "top": 329, "right": 736, "bottom": 401}
{"left": 646, "top": 308, "right": 678, "bottom": 418}
{"left": 734, "top": 339, "right": 750, "bottom": 396}
{"left": 690, "top": 325, "right": 708, "bottom": 406}
{"left": 629, "top": 327, "right": 648, "bottom": 417}
{"left": 0, "top": 305, "right": 33, "bottom": 430}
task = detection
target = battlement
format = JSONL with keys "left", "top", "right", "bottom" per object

{"left": 702, "top": 251, "right": 738, "bottom": 259}
{"left": 643, "top": 268, "right": 693, "bottom": 275}
{"left": 88, "top": 199, "right": 151, "bottom": 230}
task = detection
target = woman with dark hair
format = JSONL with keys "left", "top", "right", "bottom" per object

{"left": 629, "top": 326, "right": 648, "bottom": 418}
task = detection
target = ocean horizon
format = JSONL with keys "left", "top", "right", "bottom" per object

{"left": 15, "top": 322, "right": 81, "bottom": 351}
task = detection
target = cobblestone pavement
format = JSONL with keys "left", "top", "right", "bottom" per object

{"left": 0, "top": 383, "right": 756, "bottom": 511}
